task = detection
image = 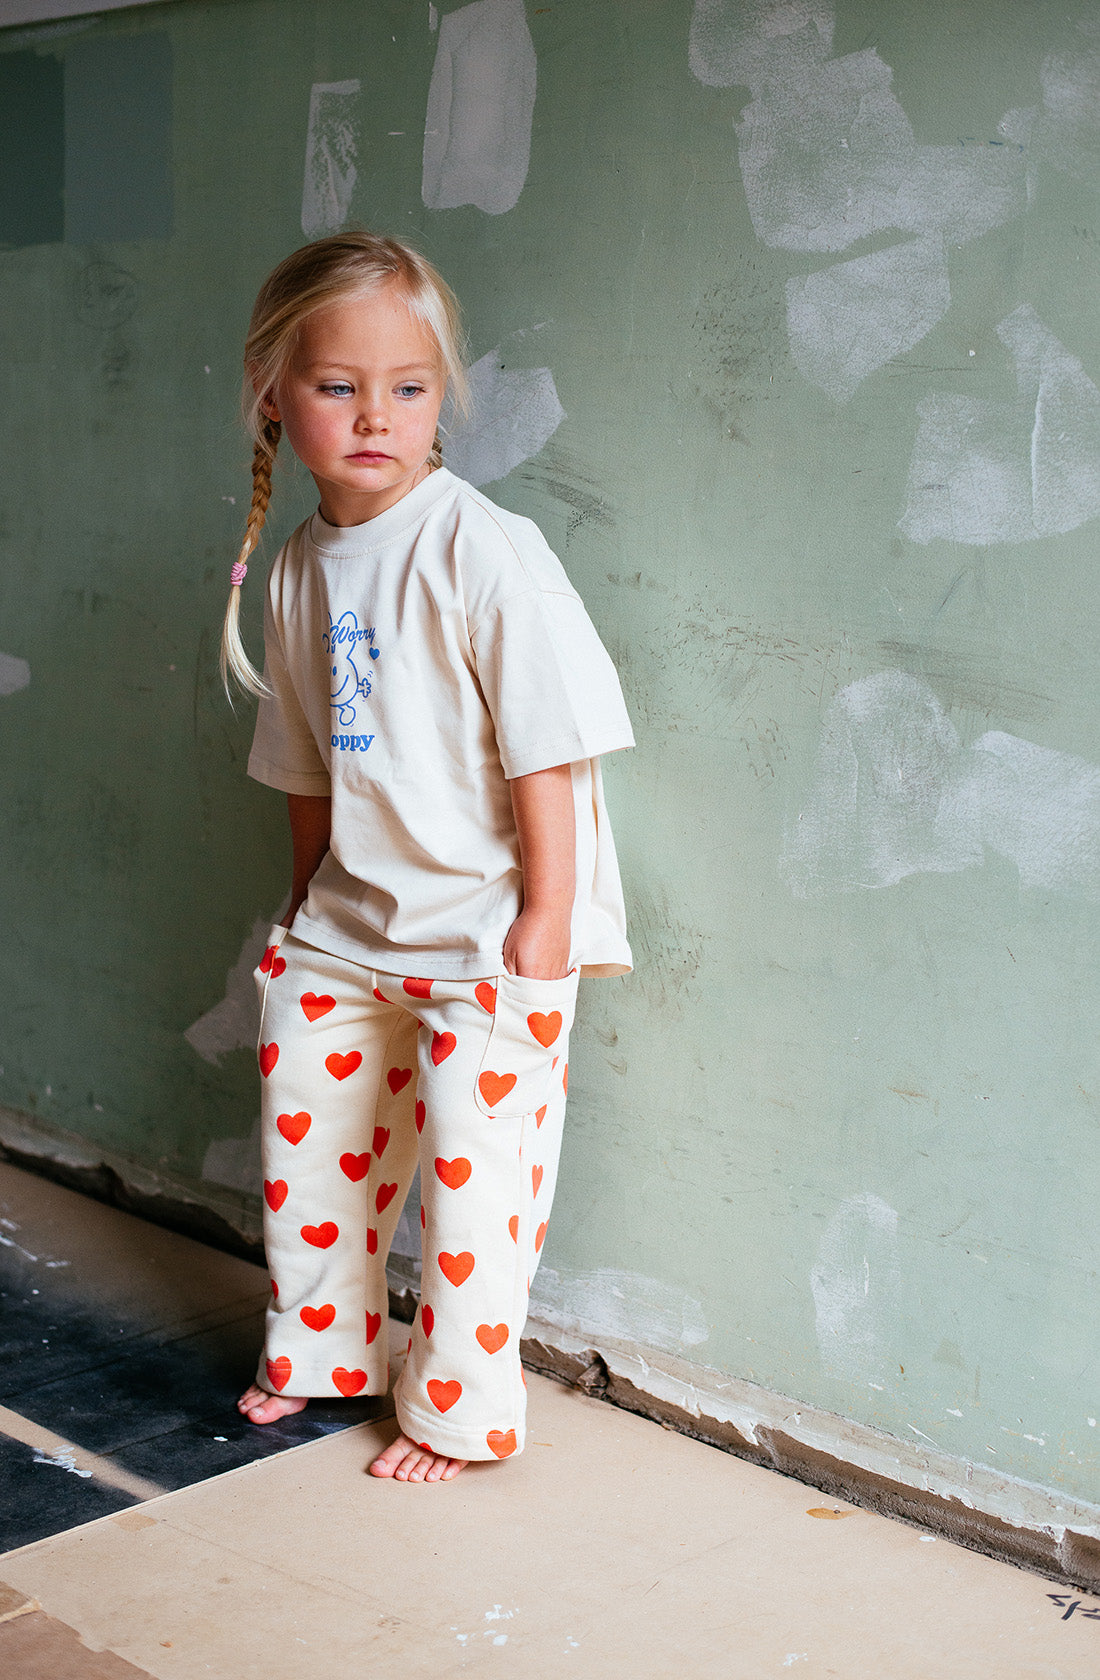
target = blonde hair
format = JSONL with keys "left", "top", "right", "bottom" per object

{"left": 220, "top": 231, "right": 469, "bottom": 698}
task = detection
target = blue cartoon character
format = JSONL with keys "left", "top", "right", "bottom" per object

{"left": 323, "top": 611, "right": 379, "bottom": 727}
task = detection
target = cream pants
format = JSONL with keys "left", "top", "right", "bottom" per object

{"left": 253, "top": 927, "right": 577, "bottom": 1461}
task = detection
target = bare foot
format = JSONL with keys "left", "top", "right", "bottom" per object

{"left": 368, "top": 1432, "right": 468, "bottom": 1483}
{"left": 238, "top": 1383, "right": 309, "bottom": 1425}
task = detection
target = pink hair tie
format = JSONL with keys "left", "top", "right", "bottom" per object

{"left": 230, "top": 561, "right": 248, "bottom": 587}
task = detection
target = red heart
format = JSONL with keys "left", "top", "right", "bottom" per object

{"left": 366, "top": 1310, "right": 381, "bottom": 1344}
{"left": 535, "top": 1104, "right": 547, "bottom": 1128}
{"left": 478, "top": 1070, "right": 516, "bottom": 1108}
{"left": 259, "top": 1042, "right": 279, "bottom": 1077}
{"left": 372, "top": 1125, "right": 390, "bottom": 1158}
{"left": 300, "top": 1303, "right": 335, "bottom": 1332}
{"left": 259, "top": 945, "right": 276, "bottom": 974}
{"left": 527, "top": 1010, "right": 562, "bottom": 1048}
{"left": 486, "top": 1429, "right": 517, "bottom": 1459}
{"left": 418, "top": 1441, "right": 433, "bottom": 1452}
{"left": 387, "top": 1066, "right": 412, "bottom": 1095}
{"left": 476, "top": 1323, "right": 509, "bottom": 1354}
{"left": 263, "top": 1179, "right": 288, "bottom": 1212}
{"left": 301, "top": 1221, "right": 339, "bottom": 1248}
{"left": 508, "top": 1215, "right": 519, "bottom": 1243}
{"left": 332, "top": 1367, "right": 367, "bottom": 1397}
{"left": 421, "top": 1304, "right": 434, "bottom": 1337}
{"left": 415, "top": 1100, "right": 426, "bottom": 1133}
{"left": 300, "top": 992, "right": 336, "bottom": 1022}
{"left": 372, "top": 987, "right": 390, "bottom": 1003}
{"left": 375, "top": 1182, "right": 398, "bottom": 1214}
{"left": 271, "top": 1279, "right": 278, "bottom": 1297}
{"left": 435, "top": 1156, "right": 472, "bottom": 1190}
{"left": 271, "top": 955, "right": 286, "bottom": 977}
{"left": 535, "top": 1220, "right": 548, "bottom": 1253}
{"left": 326, "top": 1051, "right": 362, "bottom": 1081}
{"left": 427, "top": 1378, "right": 462, "bottom": 1413}
{"left": 438, "top": 1250, "right": 475, "bottom": 1286}
{"left": 475, "top": 981, "right": 497, "bottom": 1014}
{"left": 266, "top": 1356, "right": 292, "bottom": 1392}
{"left": 563, "top": 1062, "right": 569, "bottom": 1093}
{"left": 431, "top": 1031, "right": 456, "bottom": 1065}
{"left": 420, "top": 1204, "right": 426, "bottom": 1228}
{"left": 277, "top": 1111, "right": 311, "bottom": 1146}
{"left": 367, "top": 1228, "right": 378, "bottom": 1255}
{"left": 340, "top": 1152, "right": 370, "bottom": 1181}
{"left": 532, "top": 1164, "right": 544, "bottom": 1197}
{"left": 403, "top": 976, "right": 433, "bottom": 998}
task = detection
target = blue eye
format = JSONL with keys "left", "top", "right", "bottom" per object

{"left": 321, "top": 382, "right": 353, "bottom": 397}
{"left": 397, "top": 384, "right": 423, "bottom": 398}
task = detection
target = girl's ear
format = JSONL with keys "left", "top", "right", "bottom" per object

{"left": 259, "top": 392, "right": 282, "bottom": 424}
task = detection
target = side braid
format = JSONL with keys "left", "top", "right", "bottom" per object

{"left": 219, "top": 417, "right": 281, "bottom": 698}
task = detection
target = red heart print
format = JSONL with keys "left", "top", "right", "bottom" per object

{"left": 375, "top": 1182, "right": 398, "bottom": 1214}
{"left": 418, "top": 1441, "right": 433, "bottom": 1453}
{"left": 415, "top": 1100, "right": 426, "bottom": 1133}
{"left": 332, "top": 1367, "right": 367, "bottom": 1397}
{"left": 535, "top": 1104, "right": 547, "bottom": 1128}
{"left": 527, "top": 1010, "right": 562, "bottom": 1048}
{"left": 535, "top": 1220, "right": 548, "bottom": 1253}
{"left": 367, "top": 1228, "right": 378, "bottom": 1255}
{"left": 366, "top": 1310, "right": 381, "bottom": 1345}
{"left": 438, "top": 1250, "right": 475, "bottom": 1286}
{"left": 340, "top": 1152, "right": 370, "bottom": 1182}
{"left": 387, "top": 1066, "right": 412, "bottom": 1095}
{"left": 434, "top": 1156, "right": 472, "bottom": 1190}
{"left": 300, "top": 1303, "right": 335, "bottom": 1332}
{"left": 475, "top": 981, "right": 497, "bottom": 1014}
{"left": 259, "top": 945, "right": 276, "bottom": 975}
{"left": 373, "top": 986, "right": 390, "bottom": 1003}
{"left": 266, "top": 1356, "right": 292, "bottom": 1392}
{"left": 476, "top": 1323, "right": 509, "bottom": 1354}
{"left": 532, "top": 1164, "right": 544, "bottom": 1197}
{"left": 301, "top": 1221, "right": 339, "bottom": 1248}
{"left": 421, "top": 1304, "right": 434, "bottom": 1337}
{"left": 431, "top": 1031, "right": 456, "bottom": 1065}
{"left": 478, "top": 1070, "right": 517, "bottom": 1108}
{"left": 486, "top": 1429, "right": 517, "bottom": 1459}
{"left": 427, "top": 1378, "right": 463, "bottom": 1413}
{"left": 420, "top": 1204, "right": 425, "bottom": 1228}
{"left": 372, "top": 1125, "right": 390, "bottom": 1158}
{"left": 300, "top": 992, "right": 336, "bottom": 1022}
{"left": 508, "top": 1215, "right": 519, "bottom": 1243}
{"left": 326, "top": 1050, "right": 362, "bottom": 1081}
{"left": 263, "top": 1179, "right": 288, "bottom": 1212}
{"left": 277, "top": 1111, "right": 311, "bottom": 1146}
{"left": 271, "top": 1279, "right": 278, "bottom": 1297}
{"left": 259, "top": 1042, "right": 279, "bottom": 1077}
{"left": 403, "top": 976, "right": 433, "bottom": 998}
{"left": 272, "top": 955, "right": 286, "bottom": 977}
{"left": 563, "top": 1062, "right": 569, "bottom": 1093}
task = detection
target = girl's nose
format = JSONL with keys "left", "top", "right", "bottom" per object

{"left": 356, "top": 399, "right": 389, "bottom": 432}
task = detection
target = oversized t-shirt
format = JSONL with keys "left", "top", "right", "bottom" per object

{"left": 248, "top": 467, "right": 634, "bottom": 980}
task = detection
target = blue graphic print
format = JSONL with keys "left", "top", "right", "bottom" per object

{"left": 323, "top": 611, "right": 379, "bottom": 737}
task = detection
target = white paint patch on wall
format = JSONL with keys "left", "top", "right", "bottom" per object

{"left": 0, "top": 652, "right": 30, "bottom": 695}
{"left": 301, "top": 79, "right": 360, "bottom": 240}
{"left": 203, "top": 1116, "right": 261, "bottom": 1195}
{"left": 184, "top": 916, "right": 269, "bottom": 1064}
{"left": 422, "top": 0, "right": 536, "bottom": 215}
{"left": 1000, "top": 39, "right": 1100, "bottom": 189}
{"left": 901, "top": 305, "right": 1100, "bottom": 545}
{"left": 783, "top": 669, "right": 1100, "bottom": 900}
{"left": 531, "top": 1265, "right": 709, "bottom": 1354}
{"left": 810, "top": 1191, "right": 899, "bottom": 1385}
{"left": 690, "top": 0, "right": 834, "bottom": 90}
{"left": 786, "top": 238, "right": 950, "bottom": 403}
{"left": 444, "top": 345, "right": 565, "bottom": 485}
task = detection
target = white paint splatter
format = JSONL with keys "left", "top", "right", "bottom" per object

{"left": 530, "top": 1265, "right": 709, "bottom": 1353}
{"left": 810, "top": 1192, "right": 899, "bottom": 1385}
{"left": 902, "top": 305, "right": 1100, "bottom": 545}
{"left": 422, "top": 0, "right": 536, "bottom": 215}
{"left": 301, "top": 80, "right": 360, "bottom": 240}
{"left": 784, "top": 670, "right": 1100, "bottom": 900}
{"left": 202, "top": 1116, "right": 261, "bottom": 1195}
{"left": 34, "top": 1449, "right": 92, "bottom": 1479}
{"left": 185, "top": 916, "right": 272, "bottom": 1064}
{"left": 0, "top": 652, "right": 30, "bottom": 696}
{"left": 444, "top": 345, "right": 565, "bottom": 485}
{"left": 786, "top": 238, "right": 950, "bottom": 403}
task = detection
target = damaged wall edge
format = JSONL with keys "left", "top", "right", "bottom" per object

{"left": 4, "top": 1103, "right": 1096, "bottom": 1595}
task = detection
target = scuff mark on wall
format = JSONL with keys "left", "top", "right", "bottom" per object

{"left": 202, "top": 1116, "right": 261, "bottom": 1194}
{"left": 422, "top": 0, "right": 536, "bottom": 214}
{"left": 301, "top": 79, "right": 360, "bottom": 239}
{"left": 901, "top": 305, "right": 1100, "bottom": 545}
{"left": 0, "top": 653, "right": 30, "bottom": 696}
{"left": 810, "top": 1191, "right": 899, "bottom": 1385}
{"left": 443, "top": 342, "right": 564, "bottom": 485}
{"left": 184, "top": 916, "right": 270, "bottom": 1064}
{"left": 783, "top": 669, "right": 1100, "bottom": 899}
{"left": 530, "top": 1264, "right": 710, "bottom": 1355}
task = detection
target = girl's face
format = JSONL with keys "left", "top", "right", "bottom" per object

{"left": 266, "top": 283, "right": 446, "bottom": 527}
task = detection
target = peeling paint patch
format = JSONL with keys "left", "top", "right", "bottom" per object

{"left": 530, "top": 1265, "right": 709, "bottom": 1354}
{"left": 33, "top": 1448, "right": 92, "bottom": 1479}
{"left": 422, "top": 0, "right": 536, "bottom": 214}
{"left": 0, "top": 653, "right": 30, "bottom": 696}
{"left": 185, "top": 917, "right": 270, "bottom": 1064}
{"left": 810, "top": 1192, "right": 899, "bottom": 1386}
{"left": 301, "top": 79, "right": 360, "bottom": 239}
{"left": 444, "top": 345, "right": 564, "bottom": 486}
{"left": 202, "top": 1116, "right": 261, "bottom": 1196}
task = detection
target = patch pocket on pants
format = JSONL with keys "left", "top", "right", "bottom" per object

{"left": 254, "top": 923, "right": 291, "bottom": 1049}
{"left": 474, "top": 970, "right": 579, "bottom": 1118}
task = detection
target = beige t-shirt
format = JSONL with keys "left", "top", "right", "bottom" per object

{"left": 248, "top": 468, "right": 634, "bottom": 979}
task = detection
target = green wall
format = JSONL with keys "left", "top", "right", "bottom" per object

{"left": 1, "top": 0, "right": 1098, "bottom": 1507}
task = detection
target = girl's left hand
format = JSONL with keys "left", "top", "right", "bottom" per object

{"left": 502, "top": 905, "right": 571, "bottom": 980}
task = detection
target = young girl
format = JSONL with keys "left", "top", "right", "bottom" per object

{"left": 221, "top": 232, "right": 632, "bottom": 1484}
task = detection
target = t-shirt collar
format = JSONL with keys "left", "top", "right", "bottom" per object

{"left": 308, "top": 466, "right": 456, "bottom": 556}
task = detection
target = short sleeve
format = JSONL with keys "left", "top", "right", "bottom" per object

{"left": 471, "top": 587, "right": 634, "bottom": 779}
{"left": 247, "top": 587, "right": 331, "bottom": 796}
